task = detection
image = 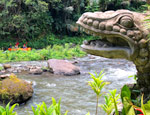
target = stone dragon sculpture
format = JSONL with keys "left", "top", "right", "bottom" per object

{"left": 76, "top": 10, "right": 150, "bottom": 99}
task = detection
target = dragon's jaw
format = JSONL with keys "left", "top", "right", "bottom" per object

{"left": 77, "top": 21, "right": 137, "bottom": 60}
{"left": 81, "top": 42, "right": 132, "bottom": 60}
{"left": 76, "top": 11, "right": 143, "bottom": 60}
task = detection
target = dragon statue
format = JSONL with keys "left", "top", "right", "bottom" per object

{"left": 76, "top": 10, "right": 150, "bottom": 100}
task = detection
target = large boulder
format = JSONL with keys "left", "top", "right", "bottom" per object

{"left": 47, "top": 59, "right": 80, "bottom": 76}
{"left": 0, "top": 73, "right": 33, "bottom": 104}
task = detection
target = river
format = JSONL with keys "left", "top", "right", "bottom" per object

{"left": 1, "top": 55, "right": 136, "bottom": 115}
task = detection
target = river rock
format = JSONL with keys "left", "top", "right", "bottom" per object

{"left": 3, "top": 64, "right": 11, "bottom": 70}
{"left": 47, "top": 59, "right": 80, "bottom": 76}
{"left": 0, "top": 73, "right": 33, "bottom": 104}
{"left": 29, "top": 68, "right": 43, "bottom": 75}
{"left": 0, "top": 74, "right": 10, "bottom": 80}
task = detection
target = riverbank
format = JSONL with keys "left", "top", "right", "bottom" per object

{"left": 0, "top": 43, "right": 86, "bottom": 63}
{"left": 0, "top": 35, "right": 96, "bottom": 50}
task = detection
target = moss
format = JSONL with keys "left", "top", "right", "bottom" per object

{"left": 0, "top": 73, "right": 33, "bottom": 104}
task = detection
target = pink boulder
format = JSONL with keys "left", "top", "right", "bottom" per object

{"left": 47, "top": 59, "right": 80, "bottom": 76}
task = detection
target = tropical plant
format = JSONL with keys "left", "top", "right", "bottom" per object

{"left": 88, "top": 70, "right": 109, "bottom": 115}
{"left": 31, "top": 97, "right": 68, "bottom": 115}
{"left": 99, "top": 94, "right": 115, "bottom": 115}
{"left": 120, "top": 85, "right": 150, "bottom": 115}
{"left": 0, "top": 0, "right": 53, "bottom": 40}
{"left": 0, "top": 102, "right": 18, "bottom": 115}
{"left": 99, "top": 89, "right": 120, "bottom": 115}
{"left": 85, "top": 0, "right": 99, "bottom": 12}
{"left": 109, "top": 89, "right": 120, "bottom": 115}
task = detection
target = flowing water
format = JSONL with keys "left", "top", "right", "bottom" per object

{"left": 1, "top": 55, "right": 137, "bottom": 115}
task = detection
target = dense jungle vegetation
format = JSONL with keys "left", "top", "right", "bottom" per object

{"left": 0, "top": 0, "right": 147, "bottom": 49}
{"left": 0, "top": 0, "right": 148, "bottom": 63}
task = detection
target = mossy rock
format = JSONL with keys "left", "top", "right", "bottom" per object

{"left": 0, "top": 74, "right": 33, "bottom": 104}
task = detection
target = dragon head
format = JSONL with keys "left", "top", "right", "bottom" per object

{"left": 77, "top": 10, "right": 149, "bottom": 61}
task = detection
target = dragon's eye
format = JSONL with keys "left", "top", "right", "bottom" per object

{"left": 120, "top": 16, "right": 133, "bottom": 28}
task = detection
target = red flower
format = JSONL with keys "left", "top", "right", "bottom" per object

{"left": 135, "top": 108, "right": 144, "bottom": 115}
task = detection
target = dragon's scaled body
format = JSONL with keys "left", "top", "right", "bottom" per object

{"left": 77, "top": 10, "right": 150, "bottom": 97}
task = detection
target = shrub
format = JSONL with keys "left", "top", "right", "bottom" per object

{"left": 0, "top": 43, "right": 87, "bottom": 63}
{"left": 0, "top": 0, "right": 53, "bottom": 40}
{"left": 31, "top": 98, "right": 68, "bottom": 115}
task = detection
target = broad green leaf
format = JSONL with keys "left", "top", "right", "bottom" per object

{"left": 121, "top": 85, "right": 131, "bottom": 101}
{"left": 122, "top": 97, "right": 135, "bottom": 115}
{"left": 64, "top": 110, "right": 68, "bottom": 115}
{"left": 43, "top": 102, "right": 48, "bottom": 113}
{"left": 52, "top": 97, "right": 57, "bottom": 105}
{"left": 144, "top": 100, "right": 150, "bottom": 114}
{"left": 31, "top": 106, "right": 36, "bottom": 115}
{"left": 9, "top": 103, "right": 19, "bottom": 114}
{"left": 0, "top": 106, "right": 5, "bottom": 114}
{"left": 5, "top": 102, "right": 10, "bottom": 114}
{"left": 2, "top": 112, "right": 6, "bottom": 115}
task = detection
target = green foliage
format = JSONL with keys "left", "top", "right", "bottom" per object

{"left": 100, "top": 89, "right": 120, "bottom": 115}
{"left": 88, "top": 70, "right": 109, "bottom": 115}
{"left": 128, "top": 75, "right": 137, "bottom": 81}
{"left": 99, "top": 84, "right": 150, "bottom": 115}
{"left": 0, "top": 0, "right": 53, "bottom": 40}
{"left": 88, "top": 71, "right": 108, "bottom": 96}
{"left": 121, "top": 85, "right": 135, "bottom": 115}
{"left": 31, "top": 97, "right": 68, "bottom": 115}
{"left": 121, "top": 85, "right": 150, "bottom": 115}
{"left": 142, "top": 99, "right": 150, "bottom": 114}
{"left": 0, "top": 0, "right": 145, "bottom": 43}
{"left": 99, "top": 94, "right": 115, "bottom": 115}
{"left": 0, "top": 97, "right": 68, "bottom": 115}
{"left": 85, "top": 0, "right": 146, "bottom": 12}
{"left": 109, "top": 89, "right": 120, "bottom": 115}
{"left": 0, "top": 102, "right": 18, "bottom": 115}
{"left": 121, "top": 85, "right": 131, "bottom": 101}
{"left": 0, "top": 43, "right": 86, "bottom": 63}
{"left": 85, "top": 0, "right": 99, "bottom": 12}
{"left": 0, "top": 34, "right": 97, "bottom": 50}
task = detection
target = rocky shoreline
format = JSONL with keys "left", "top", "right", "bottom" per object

{"left": 0, "top": 59, "right": 80, "bottom": 78}
{"left": 0, "top": 59, "right": 81, "bottom": 104}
